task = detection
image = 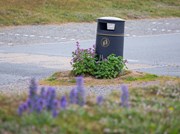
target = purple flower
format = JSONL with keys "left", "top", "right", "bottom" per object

{"left": 52, "top": 99, "right": 59, "bottom": 118}
{"left": 60, "top": 96, "right": 67, "bottom": 109}
{"left": 77, "top": 90, "right": 85, "bottom": 106}
{"left": 22, "top": 102, "right": 28, "bottom": 111}
{"left": 17, "top": 104, "right": 24, "bottom": 116}
{"left": 76, "top": 77, "right": 86, "bottom": 106}
{"left": 46, "top": 87, "right": 56, "bottom": 110}
{"left": 26, "top": 98, "right": 32, "bottom": 108}
{"left": 29, "top": 78, "right": 38, "bottom": 98}
{"left": 26, "top": 97, "right": 37, "bottom": 112}
{"left": 47, "top": 87, "right": 56, "bottom": 98}
{"left": 76, "top": 41, "right": 80, "bottom": 47}
{"left": 70, "top": 88, "right": 77, "bottom": 104}
{"left": 40, "top": 87, "right": 46, "bottom": 98}
{"left": 36, "top": 105, "right": 43, "bottom": 113}
{"left": 28, "top": 78, "right": 39, "bottom": 112}
{"left": 76, "top": 76, "right": 84, "bottom": 87}
{"left": 96, "top": 96, "right": 104, "bottom": 105}
{"left": 36, "top": 98, "right": 44, "bottom": 113}
{"left": 69, "top": 77, "right": 86, "bottom": 106}
{"left": 120, "top": 85, "right": 129, "bottom": 108}
{"left": 53, "top": 99, "right": 59, "bottom": 108}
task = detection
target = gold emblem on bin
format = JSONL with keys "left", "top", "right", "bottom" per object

{"left": 101, "top": 37, "right": 110, "bottom": 47}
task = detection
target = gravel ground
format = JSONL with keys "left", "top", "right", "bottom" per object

{"left": 0, "top": 18, "right": 180, "bottom": 95}
{"left": 0, "top": 80, "right": 161, "bottom": 97}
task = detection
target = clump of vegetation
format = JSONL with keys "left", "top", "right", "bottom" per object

{"left": 71, "top": 42, "right": 96, "bottom": 76}
{"left": 71, "top": 42, "right": 127, "bottom": 79}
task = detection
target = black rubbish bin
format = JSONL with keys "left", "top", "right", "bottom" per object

{"left": 95, "top": 17, "right": 125, "bottom": 59}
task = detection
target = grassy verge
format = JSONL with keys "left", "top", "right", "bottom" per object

{"left": 40, "top": 70, "right": 179, "bottom": 87}
{"left": 0, "top": 81, "right": 180, "bottom": 133}
{"left": 0, "top": 0, "right": 179, "bottom": 26}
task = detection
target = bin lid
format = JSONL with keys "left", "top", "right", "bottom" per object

{"left": 97, "top": 17, "right": 125, "bottom": 22}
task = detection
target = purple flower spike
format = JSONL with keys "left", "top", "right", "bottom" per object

{"left": 46, "top": 87, "right": 56, "bottom": 111}
{"left": 40, "top": 87, "right": 46, "bottom": 98}
{"left": 70, "top": 88, "right": 77, "bottom": 104}
{"left": 120, "top": 85, "right": 129, "bottom": 108}
{"left": 97, "top": 96, "right": 104, "bottom": 105}
{"left": 48, "top": 87, "right": 56, "bottom": 98}
{"left": 53, "top": 99, "right": 59, "bottom": 109}
{"left": 76, "top": 76, "right": 84, "bottom": 87}
{"left": 26, "top": 98, "right": 32, "bottom": 108}
{"left": 17, "top": 104, "right": 24, "bottom": 116}
{"left": 75, "top": 77, "right": 86, "bottom": 106}
{"left": 29, "top": 78, "right": 38, "bottom": 98}
{"left": 52, "top": 99, "right": 59, "bottom": 118}
{"left": 77, "top": 87, "right": 86, "bottom": 106}
{"left": 60, "top": 96, "right": 67, "bottom": 109}
{"left": 22, "top": 102, "right": 28, "bottom": 111}
{"left": 36, "top": 98, "right": 44, "bottom": 113}
{"left": 37, "top": 105, "right": 43, "bottom": 113}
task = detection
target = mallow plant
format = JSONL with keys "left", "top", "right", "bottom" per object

{"left": 71, "top": 42, "right": 127, "bottom": 79}
{"left": 71, "top": 41, "right": 96, "bottom": 76}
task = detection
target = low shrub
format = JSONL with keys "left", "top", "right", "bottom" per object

{"left": 71, "top": 42, "right": 127, "bottom": 78}
{"left": 71, "top": 42, "right": 96, "bottom": 76}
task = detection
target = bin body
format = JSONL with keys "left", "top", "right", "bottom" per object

{"left": 95, "top": 17, "right": 125, "bottom": 59}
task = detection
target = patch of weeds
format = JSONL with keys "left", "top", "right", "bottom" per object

{"left": 124, "top": 73, "right": 158, "bottom": 82}
{"left": 47, "top": 72, "right": 60, "bottom": 81}
{"left": 47, "top": 76, "right": 56, "bottom": 82}
{"left": 139, "top": 74, "right": 158, "bottom": 80}
{"left": 68, "top": 78, "right": 76, "bottom": 83}
{"left": 124, "top": 76, "right": 138, "bottom": 81}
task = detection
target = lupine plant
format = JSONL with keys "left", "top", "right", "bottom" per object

{"left": 18, "top": 77, "right": 129, "bottom": 118}
{"left": 96, "top": 95, "right": 104, "bottom": 105}
{"left": 120, "top": 85, "right": 129, "bottom": 108}
{"left": 17, "top": 78, "right": 60, "bottom": 118}
{"left": 69, "top": 76, "right": 86, "bottom": 106}
{"left": 60, "top": 96, "right": 67, "bottom": 109}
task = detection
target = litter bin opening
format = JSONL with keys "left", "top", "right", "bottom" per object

{"left": 99, "top": 22, "right": 116, "bottom": 31}
{"left": 96, "top": 16, "right": 125, "bottom": 58}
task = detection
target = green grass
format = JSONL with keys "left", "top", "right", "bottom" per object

{"left": 0, "top": 83, "right": 180, "bottom": 133}
{"left": 123, "top": 74, "right": 158, "bottom": 82}
{"left": 0, "top": 0, "right": 179, "bottom": 26}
